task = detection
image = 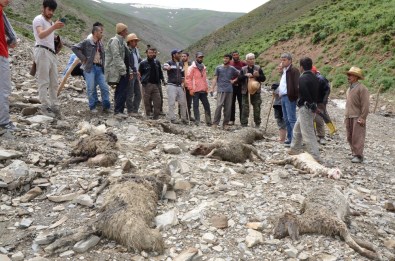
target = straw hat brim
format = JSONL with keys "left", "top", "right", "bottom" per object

{"left": 248, "top": 79, "right": 261, "bottom": 94}
{"left": 345, "top": 71, "right": 364, "bottom": 80}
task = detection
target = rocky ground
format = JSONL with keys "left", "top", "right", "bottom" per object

{"left": 1, "top": 37, "right": 395, "bottom": 261}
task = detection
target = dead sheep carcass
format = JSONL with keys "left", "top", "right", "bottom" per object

{"left": 191, "top": 127, "right": 265, "bottom": 163}
{"left": 95, "top": 175, "right": 168, "bottom": 253}
{"left": 69, "top": 132, "right": 118, "bottom": 167}
{"left": 269, "top": 152, "right": 342, "bottom": 179}
{"left": 273, "top": 185, "right": 382, "bottom": 260}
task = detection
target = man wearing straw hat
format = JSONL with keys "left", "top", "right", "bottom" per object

{"left": 345, "top": 66, "right": 369, "bottom": 163}
{"left": 238, "top": 53, "right": 266, "bottom": 128}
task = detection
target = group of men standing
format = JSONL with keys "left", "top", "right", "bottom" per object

{"left": 276, "top": 52, "right": 370, "bottom": 163}
{"left": 0, "top": 0, "right": 370, "bottom": 163}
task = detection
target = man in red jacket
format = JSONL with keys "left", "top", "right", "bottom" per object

{"left": 0, "top": 0, "right": 18, "bottom": 134}
{"left": 186, "top": 52, "right": 212, "bottom": 126}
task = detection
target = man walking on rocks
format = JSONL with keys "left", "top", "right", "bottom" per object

{"left": 0, "top": 0, "right": 18, "bottom": 133}
{"left": 72, "top": 25, "right": 110, "bottom": 113}
{"left": 105, "top": 23, "right": 129, "bottom": 118}
{"left": 279, "top": 53, "right": 300, "bottom": 147}
{"left": 186, "top": 52, "right": 212, "bottom": 126}
{"left": 33, "top": 0, "right": 64, "bottom": 118}
{"left": 288, "top": 57, "right": 321, "bottom": 162}
{"left": 211, "top": 54, "right": 239, "bottom": 129}
{"left": 345, "top": 66, "right": 369, "bottom": 163}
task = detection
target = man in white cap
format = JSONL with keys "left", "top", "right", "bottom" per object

{"left": 345, "top": 66, "right": 370, "bottom": 163}
{"left": 105, "top": 23, "right": 129, "bottom": 118}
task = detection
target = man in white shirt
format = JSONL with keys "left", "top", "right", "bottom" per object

{"left": 33, "top": 0, "right": 64, "bottom": 118}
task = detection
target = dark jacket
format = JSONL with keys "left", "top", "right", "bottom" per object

{"left": 316, "top": 73, "right": 330, "bottom": 104}
{"left": 285, "top": 64, "right": 300, "bottom": 102}
{"left": 139, "top": 58, "right": 163, "bottom": 85}
{"left": 238, "top": 65, "right": 266, "bottom": 94}
{"left": 297, "top": 71, "right": 319, "bottom": 107}
{"left": 164, "top": 60, "right": 184, "bottom": 86}
{"left": 72, "top": 38, "right": 105, "bottom": 73}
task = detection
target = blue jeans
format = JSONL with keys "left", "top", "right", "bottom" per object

{"left": 281, "top": 95, "right": 297, "bottom": 142}
{"left": 83, "top": 65, "right": 110, "bottom": 110}
{"left": 114, "top": 75, "right": 129, "bottom": 114}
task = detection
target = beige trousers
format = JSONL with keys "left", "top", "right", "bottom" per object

{"left": 34, "top": 47, "right": 59, "bottom": 107}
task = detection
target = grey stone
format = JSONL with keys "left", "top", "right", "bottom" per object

{"left": 0, "top": 254, "right": 11, "bottom": 261}
{"left": 73, "top": 235, "right": 100, "bottom": 253}
{"left": 163, "top": 144, "right": 181, "bottom": 154}
{"left": 155, "top": 209, "right": 179, "bottom": 230}
{"left": 0, "top": 149, "right": 23, "bottom": 160}
{"left": 19, "top": 218, "right": 33, "bottom": 228}
{"left": 26, "top": 115, "right": 54, "bottom": 124}
{"left": 11, "top": 251, "right": 24, "bottom": 261}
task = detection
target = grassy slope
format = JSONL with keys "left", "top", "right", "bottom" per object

{"left": 188, "top": 0, "right": 395, "bottom": 93}
{"left": 5, "top": 0, "right": 242, "bottom": 59}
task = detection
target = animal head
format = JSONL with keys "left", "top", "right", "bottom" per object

{"left": 273, "top": 212, "right": 300, "bottom": 240}
{"left": 327, "top": 168, "right": 342, "bottom": 180}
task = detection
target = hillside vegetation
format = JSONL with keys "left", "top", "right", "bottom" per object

{"left": 5, "top": 0, "right": 242, "bottom": 59}
{"left": 188, "top": 0, "right": 395, "bottom": 94}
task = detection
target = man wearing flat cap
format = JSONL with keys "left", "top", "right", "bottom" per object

{"left": 345, "top": 66, "right": 370, "bottom": 163}
{"left": 105, "top": 23, "right": 129, "bottom": 117}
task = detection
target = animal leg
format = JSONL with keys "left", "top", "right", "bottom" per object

{"left": 342, "top": 230, "right": 381, "bottom": 260}
{"left": 354, "top": 237, "right": 379, "bottom": 252}
{"left": 243, "top": 144, "right": 265, "bottom": 161}
{"left": 206, "top": 148, "right": 222, "bottom": 161}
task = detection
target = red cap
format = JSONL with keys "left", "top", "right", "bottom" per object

{"left": 312, "top": 66, "right": 318, "bottom": 74}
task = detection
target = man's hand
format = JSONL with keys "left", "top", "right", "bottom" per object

{"left": 54, "top": 20, "right": 65, "bottom": 30}
{"left": 357, "top": 118, "right": 366, "bottom": 127}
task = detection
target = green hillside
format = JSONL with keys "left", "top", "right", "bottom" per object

{"left": 188, "top": 0, "right": 395, "bottom": 94}
{"left": 5, "top": 0, "right": 242, "bottom": 59}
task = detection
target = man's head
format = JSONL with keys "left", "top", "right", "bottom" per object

{"left": 280, "top": 52, "right": 292, "bottom": 68}
{"left": 116, "top": 23, "right": 128, "bottom": 38}
{"left": 181, "top": 52, "right": 189, "bottom": 62}
{"left": 147, "top": 47, "right": 157, "bottom": 60}
{"left": 346, "top": 66, "right": 364, "bottom": 84}
{"left": 299, "top": 57, "right": 313, "bottom": 73}
{"left": 223, "top": 54, "right": 232, "bottom": 65}
{"left": 92, "top": 26, "right": 103, "bottom": 41}
{"left": 126, "top": 33, "right": 139, "bottom": 48}
{"left": 246, "top": 53, "right": 255, "bottom": 66}
{"left": 0, "top": 0, "right": 10, "bottom": 7}
{"left": 232, "top": 51, "right": 240, "bottom": 62}
{"left": 195, "top": 52, "right": 204, "bottom": 64}
{"left": 93, "top": 22, "right": 103, "bottom": 29}
{"left": 171, "top": 49, "right": 182, "bottom": 61}
{"left": 42, "top": 0, "right": 57, "bottom": 19}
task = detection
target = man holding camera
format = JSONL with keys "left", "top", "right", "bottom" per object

{"left": 33, "top": 0, "right": 64, "bottom": 118}
{"left": 288, "top": 57, "right": 321, "bottom": 162}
